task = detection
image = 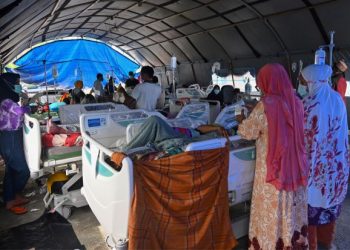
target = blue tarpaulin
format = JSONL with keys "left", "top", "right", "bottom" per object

{"left": 6, "top": 39, "right": 139, "bottom": 88}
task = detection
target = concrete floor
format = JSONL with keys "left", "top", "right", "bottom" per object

{"left": 0, "top": 164, "right": 349, "bottom": 249}
{"left": 0, "top": 166, "right": 108, "bottom": 250}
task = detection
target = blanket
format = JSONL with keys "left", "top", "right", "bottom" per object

{"left": 112, "top": 127, "right": 237, "bottom": 249}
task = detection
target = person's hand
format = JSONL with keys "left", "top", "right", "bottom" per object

{"left": 244, "top": 103, "right": 257, "bottom": 113}
{"left": 235, "top": 109, "right": 246, "bottom": 124}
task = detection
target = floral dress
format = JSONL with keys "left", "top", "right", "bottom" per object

{"left": 238, "top": 102, "right": 308, "bottom": 250}
{"left": 303, "top": 89, "right": 349, "bottom": 226}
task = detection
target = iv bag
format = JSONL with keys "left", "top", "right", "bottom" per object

{"left": 315, "top": 48, "right": 326, "bottom": 65}
{"left": 52, "top": 64, "right": 58, "bottom": 78}
{"left": 171, "top": 56, "right": 177, "bottom": 69}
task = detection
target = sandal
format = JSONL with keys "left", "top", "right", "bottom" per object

{"left": 8, "top": 206, "right": 28, "bottom": 215}
{"left": 14, "top": 198, "right": 30, "bottom": 206}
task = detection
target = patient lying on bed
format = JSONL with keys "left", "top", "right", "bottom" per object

{"left": 42, "top": 119, "right": 82, "bottom": 147}
{"left": 118, "top": 116, "right": 222, "bottom": 159}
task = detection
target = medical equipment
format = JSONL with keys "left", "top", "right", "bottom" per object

{"left": 80, "top": 110, "right": 256, "bottom": 248}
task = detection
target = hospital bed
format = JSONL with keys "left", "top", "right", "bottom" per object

{"left": 23, "top": 103, "right": 129, "bottom": 217}
{"left": 80, "top": 110, "right": 256, "bottom": 248}
{"left": 23, "top": 102, "right": 129, "bottom": 178}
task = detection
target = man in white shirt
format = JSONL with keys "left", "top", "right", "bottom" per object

{"left": 131, "top": 66, "right": 161, "bottom": 111}
{"left": 91, "top": 73, "right": 105, "bottom": 102}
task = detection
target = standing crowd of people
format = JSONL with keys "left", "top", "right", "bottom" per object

{"left": 66, "top": 66, "right": 163, "bottom": 112}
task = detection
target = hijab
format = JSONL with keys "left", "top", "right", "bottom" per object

{"left": 257, "top": 64, "right": 308, "bottom": 191}
{"left": 301, "top": 64, "right": 349, "bottom": 208}
{"left": 302, "top": 64, "right": 332, "bottom": 95}
{"left": 207, "top": 85, "right": 222, "bottom": 103}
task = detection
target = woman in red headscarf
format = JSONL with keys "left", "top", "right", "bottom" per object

{"left": 237, "top": 64, "right": 309, "bottom": 249}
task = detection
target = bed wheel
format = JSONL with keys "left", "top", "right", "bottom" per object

{"left": 106, "top": 235, "right": 128, "bottom": 250}
{"left": 62, "top": 206, "right": 72, "bottom": 219}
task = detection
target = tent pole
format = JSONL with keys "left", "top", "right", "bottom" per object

{"left": 230, "top": 60, "right": 234, "bottom": 88}
{"left": 0, "top": 55, "right": 3, "bottom": 74}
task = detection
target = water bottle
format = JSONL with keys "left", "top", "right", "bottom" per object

{"left": 315, "top": 48, "right": 326, "bottom": 65}
{"left": 245, "top": 78, "right": 252, "bottom": 99}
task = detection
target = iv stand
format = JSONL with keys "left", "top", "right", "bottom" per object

{"left": 318, "top": 31, "right": 335, "bottom": 85}
{"left": 43, "top": 59, "right": 50, "bottom": 117}
{"left": 172, "top": 68, "right": 176, "bottom": 98}
{"left": 329, "top": 31, "right": 335, "bottom": 67}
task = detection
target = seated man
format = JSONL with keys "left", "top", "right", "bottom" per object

{"left": 71, "top": 80, "right": 85, "bottom": 104}
{"left": 131, "top": 66, "right": 162, "bottom": 111}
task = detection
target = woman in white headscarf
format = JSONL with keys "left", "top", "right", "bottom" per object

{"left": 301, "top": 64, "right": 349, "bottom": 250}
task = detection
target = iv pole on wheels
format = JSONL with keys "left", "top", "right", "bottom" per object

{"left": 171, "top": 56, "right": 177, "bottom": 98}
{"left": 328, "top": 31, "right": 335, "bottom": 67}
{"left": 318, "top": 31, "right": 335, "bottom": 84}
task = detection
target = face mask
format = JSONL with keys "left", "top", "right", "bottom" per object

{"left": 297, "top": 84, "right": 308, "bottom": 98}
{"left": 13, "top": 84, "right": 22, "bottom": 94}
{"left": 214, "top": 89, "right": 220, "bottom": 94}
